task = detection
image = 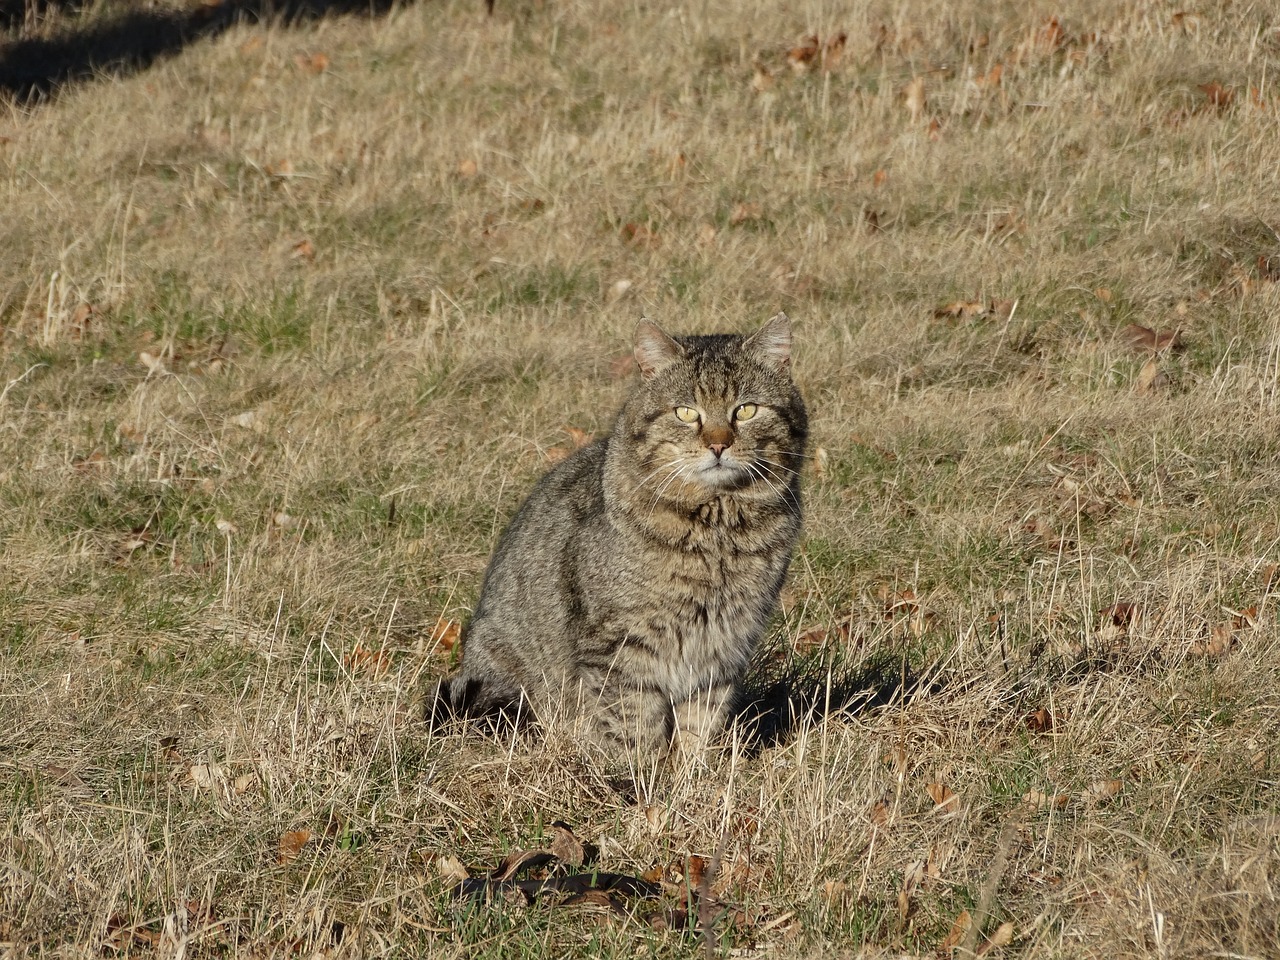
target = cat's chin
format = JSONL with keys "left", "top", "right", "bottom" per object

{"left": 693, "top": 461, "right": 755, "bottom": 492}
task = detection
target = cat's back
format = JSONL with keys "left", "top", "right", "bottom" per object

{"left": 481, "top": 437, "right": 609, "bottom": 584}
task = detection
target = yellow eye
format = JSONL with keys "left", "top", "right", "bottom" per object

{"left": 734, "top": 403, "right": 758, "bottom": 422}
{"left": 674, "top": 405, "right": 700, "bottom": 423}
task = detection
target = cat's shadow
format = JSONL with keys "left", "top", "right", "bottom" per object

{"left": 424, "top": 653, "right": 925, "bottom": 771}
{"left": 730, "top": 652, "right": 923, "bottom": 756}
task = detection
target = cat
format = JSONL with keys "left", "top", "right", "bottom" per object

{"left": 431, "top": 313, "right": 808, "bottom": 753}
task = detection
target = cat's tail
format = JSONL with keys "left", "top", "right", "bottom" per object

{"left": 425, "top": 674, "right": 528, "bottom": 731}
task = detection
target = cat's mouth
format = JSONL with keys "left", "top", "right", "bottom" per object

{"left": 695, "top": 455, "right": 754, "bottom": 490}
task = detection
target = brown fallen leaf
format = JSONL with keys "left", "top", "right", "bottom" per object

{"left": 278, "top": 829, "right": 312, "bottom": 864}
{"left": 1100, "top": 601, "right": 1141, "bottom": 630}
{"left": 1232, "top": 605, "right": 1259, "bottom": 630}
{"left": 620, "top": 222, "right": 659, "bottom": 247}
{"left": 751, "top": 62, "right": 773, "bottom": 94}
{"left": 1189, "top": 622, "right": 1237, "bottom": 658}
{"left": 294, "top": 52, "right": 329, "bottom": 73}
{"left": 187, "top": 762, "right": 221, "bottom": 789}
{"left": 493, "top": 848, "right": 556, "bottom": 883}
{"left": 1034, "top": 16, "right": 1067, "bottom": 52}
{"left": 1024, "top": 708, "right": 1054, "bottom": 734}
{"left": 926, "top": 782, "right": 959, "bottom": 813}
{"left": 822, "top": 879, "right": 850, "bottom": 901}
{"left": 642, "top": 804, "right": 664, "bottom": 835}
{"left": 823, "top": 32, "right": 847, "bottom": 69}
{"left": 1085, "top": 778, "right": 1122, "bottom": 802}
{"left": 1199, "top": 81, "right": 1235, "bottom": 110}
{"left": 684, "top": 854, "right": 709, "bottom": 888}
{"left": 940, "top": 909, "right": 973, "bottom": 952}
{"left": 548, "top": 822, "right": 585, "bottom": 867}
{"left": 934, "top": 300, "right": 987, "bottom": 320}
{"left": 978, "top": 920, "right": 1016, "bottom": 954}
{"left": 563, "top": 426, "right": 593, "bottom": 449}
{"left": 1123, "top": 323, "right": 1183, "bottom": 353}
{"left": 344, "top": 644, "right": 391, "bottom": 678}
{"left": 1135, "top": 357, "right": 1166, "bottom": 395}
{"left": 429, "top": 618, "right": 461, "bottom": 655}
{"left": 70, "top": 302, "right": 98, "bottom": 338}
{"left": 1022, "top": 789, "right": 1069, "bottom": 810}
{"left": 437, "top": 854, "right": 471, "bottom": 883}
{"left": 975, "top": 62, "right": 1003, "bottom": 88}
{"left": 869, "top": 799, "right": 891, "bottom": 828}
{"left": 786, "top": 35, "right": 820, "bottom": 73}
{"left": 105, "top": 914, "right": 161, "bottom": 950}
{"left": 1262, "top": 563, "right": 1278, "bottom": 594}
{"left": 904, "top": 75, "right": 927, "bottom": 122}
{"left": 793, "top": 624, "right": 828, "bottom": 654}
{"left": 729, "top": 202, "right": 763, "bottom": 226}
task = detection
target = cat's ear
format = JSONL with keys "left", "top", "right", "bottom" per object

{"left": 745, "top": 312, "right": 792, "bottom": 370}
{"left": 634, "top": 319, "right": 684, "bottom": 380}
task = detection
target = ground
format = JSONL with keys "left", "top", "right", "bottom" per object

{"left": 1, "top": 0, "right": 1278, "bottom": 956}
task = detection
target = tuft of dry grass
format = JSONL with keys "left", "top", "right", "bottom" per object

{"left": 3, "top": 0, "right": 1279, "bottom": 956}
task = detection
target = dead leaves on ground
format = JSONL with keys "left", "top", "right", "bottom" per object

{"left": 785, "top": 32, "right": 846, "bottom": 74}
{"left": 544, "top": 425, "right": 594, "bottom": 464}
{"left": 277, "top": 829, "right": 313, "bottom": 865}
{"left": 925, "top": 781, "right": 961, "bottom": 816}
{"left": 429, "top": 617, "right": 462, "bottom": 656}
{"left": 343, "top": 643, "right": 391, "bottom": 678}
{"left": 449, "top": 823, "right": 630, "bottom": 910}
{"left": 932, "top": 298, "right": 1017, "bottom": 323}
{"left": 445, "top": 822, "right": 764, "bottom": 941}
{"left": 1122, "top": 323, "right": 1184, "bottom": 354}
{"left": 789, "top": 585, "right": 936, "bottom": 657}
{"left": 1189, "top": 605, "right": 1259, "bottom": 658}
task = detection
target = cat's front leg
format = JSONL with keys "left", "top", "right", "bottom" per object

{"left": 670, "top": 682, "right": 734, "bottom": 755}
{"left": 577, "top": 675, "right": 674, "bottom": 754}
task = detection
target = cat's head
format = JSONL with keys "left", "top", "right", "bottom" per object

{"left": 618, "top": 313, "right": 808, "bottom": 503}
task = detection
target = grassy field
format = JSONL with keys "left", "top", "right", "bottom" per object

{"left": 2, "top": 0, "right": 1279, "bottom": 955}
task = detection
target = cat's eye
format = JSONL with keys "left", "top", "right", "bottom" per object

{"left": 734, "top": 403, "right": 759, "bottom": 422}
{"left": 674, "top": 405, "right": 700, "bottom": 423}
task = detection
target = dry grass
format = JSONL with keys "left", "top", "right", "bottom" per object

{"left": 3, "top": 0, "right": 1279, "bottom": 956}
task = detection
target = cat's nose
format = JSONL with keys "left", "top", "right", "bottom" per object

{"left": 707, "top": 443, "right": 728, "bottom": 458}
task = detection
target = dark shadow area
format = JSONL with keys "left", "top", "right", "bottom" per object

{"left": 731, "top": 652, "right": 930, "bottom": 755}
{"left": 0, "top": 0, "right": 475, "bottom": 103}
{"left": 423, "top": 652, "right": 936, "bottom": 764}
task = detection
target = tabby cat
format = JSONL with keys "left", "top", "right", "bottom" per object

{"left": 432, "top": 313, "right": 808, "bottom": 753}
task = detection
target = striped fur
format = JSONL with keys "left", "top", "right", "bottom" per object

{"left": 432, "top": 314, "right": 808, "bottom": 752}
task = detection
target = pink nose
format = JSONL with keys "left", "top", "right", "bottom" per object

{"left": 707, "top": 443, "right": 727, "bottom": 457}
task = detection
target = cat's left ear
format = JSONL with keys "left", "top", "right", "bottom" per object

{"left": 745, "top": 312, "right": 792, "bottom": 370}
{"left": 634, "top": 319, "right": 684, "bottom": 380}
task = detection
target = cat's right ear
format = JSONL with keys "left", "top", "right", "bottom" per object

{"left": 634, "top": 319, "right": 684, "bottom": 380}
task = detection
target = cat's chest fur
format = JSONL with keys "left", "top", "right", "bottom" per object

{"left": 580, "top": 491, "right": 793, "bottom": 700}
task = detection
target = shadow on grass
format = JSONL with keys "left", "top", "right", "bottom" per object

{"left": 424, "top": 653, "right": 929, "bottom": 763}
{"left": 732, "top": 652, "right": 925, "bottom": 755}
{"left": 0, "top": 0, "right": 488, "bottom": 103}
